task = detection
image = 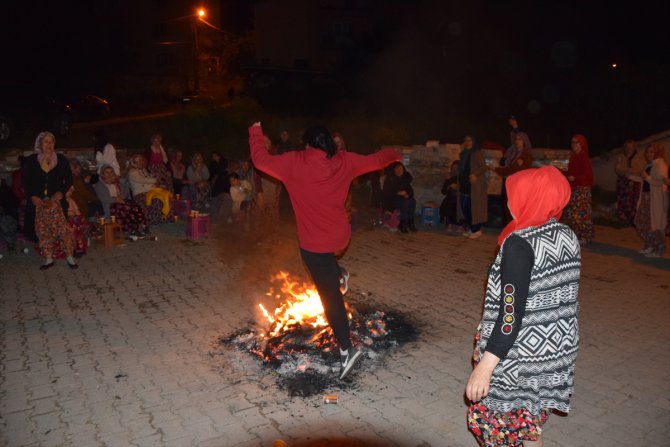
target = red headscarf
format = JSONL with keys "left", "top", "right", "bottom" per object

{"left": 572, "top": 134, "right": 589, "bottom": 157}
{"left": 498, "top": 165, "right": 572, "bottom": 245}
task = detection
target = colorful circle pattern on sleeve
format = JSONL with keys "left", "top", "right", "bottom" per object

{"left": 501, "top": 284, "right": 515, "bottom": 335}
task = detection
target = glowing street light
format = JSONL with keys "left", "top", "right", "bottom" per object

{"left": 611, "top": 63, "right": 617, "bottom": 69}
{"left": 193, "top": 8, "right": 206, "bottom": 91}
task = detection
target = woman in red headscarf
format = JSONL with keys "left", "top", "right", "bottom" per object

{"left": 466, "top": 166, "right": 581, "bottom": 447}
{"left": 563, "top": 134, "right": 595, "bottom": 244}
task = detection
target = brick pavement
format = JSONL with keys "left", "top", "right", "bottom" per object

{"left": 1, "top": 221, "right": 669, "bottom": 446}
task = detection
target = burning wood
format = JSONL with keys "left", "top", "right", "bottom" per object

{"left": 222, "top": 272, "right": 417, "bottom": 397}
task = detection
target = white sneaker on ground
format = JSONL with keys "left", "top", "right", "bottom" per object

{"left": 339, "top": 347, "right": 364, "bottom": 380}
{"left": 462, "top": 230, "right": 472, "bottom": 237}
{"left": 469, "top": 230, "right": 483, "bottom": 239}
{"left": 339, "top": 267, "right": 350, "bottom": 295}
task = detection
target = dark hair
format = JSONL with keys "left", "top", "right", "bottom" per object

{"left": 93, "top": 130, "right": 109, "bottom": 154}
{"left": 302, "top": 126, "right": 337, "bottom": 159}
{"left": 229, "top": 172, "right": 239, "bottom": 180}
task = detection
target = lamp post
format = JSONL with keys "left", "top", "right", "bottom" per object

{"left": 193, "top": 8, "right": 206, "bottom": 92}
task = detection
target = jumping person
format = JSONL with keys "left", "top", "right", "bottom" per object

{"left": 466, "top": 166, "right": 581, "bottom": 446}
{"left": 249, "top": 122, "right": 400, "bottom": 379}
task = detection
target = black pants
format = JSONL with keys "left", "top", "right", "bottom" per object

{"left": 300, "top": 248, "right": 351, "bottom": 350}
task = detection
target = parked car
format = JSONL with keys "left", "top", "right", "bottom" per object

{"left": 69, "top": 94, "right": 111, "bottom": 121}
{"left": 180, "top": 91, "right": 215, "bottom": 109}
{"left": 0, "top": 91, "right": 73, "bottom": 142}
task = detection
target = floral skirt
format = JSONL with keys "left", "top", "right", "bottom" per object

{"left": 35, "top": 200, "right": 75, "bottom": 259}
{"left": 634, "top": 192, "right": 666, "bottom": 254}
{"left": 616, "top": 177, "right": 640, "bottom": 226}
{"left": 468, "top": 330, "right": 549, "bottom": 446}
{"left": 468, "top": 403, "right": 549, "bottom": 446}
{"left": 188, "top": 183, "right": 211, "bottom": 212}
{"left": 564, "top": 186, "right": 594, "bottom": 243}
{"left": 133, "top": 192, "right": 171, "bottom": 226}
{"left": 111, "top": 200, "right": 147, "bottom": 234}
{"left": 148, "top": 164, "right": 173, "bottom": 192}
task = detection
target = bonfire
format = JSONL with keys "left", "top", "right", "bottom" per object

{"left": 223, "top": 271, "right": 416, "bottom": 396}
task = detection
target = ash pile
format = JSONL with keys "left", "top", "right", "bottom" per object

{"left": 222, "top": 305, "right": 417, "bottom": 397}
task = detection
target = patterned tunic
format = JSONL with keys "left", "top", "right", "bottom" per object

{"left": 477, "top": 218, "right": 581, "bottom": 416}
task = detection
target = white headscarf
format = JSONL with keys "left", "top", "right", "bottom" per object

{"left": 34, "top": 131, "right": 58, "bottom": 170}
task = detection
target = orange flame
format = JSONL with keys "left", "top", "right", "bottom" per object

{"left": 259, "top": 271, "right": 329, "bottom": 337}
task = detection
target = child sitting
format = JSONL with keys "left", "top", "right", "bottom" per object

{"left": 229, "top": 172, "right": 252, "bottom": 222}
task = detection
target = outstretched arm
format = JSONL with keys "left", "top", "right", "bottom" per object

{"left": 248, "top": 123, "right": 292, "bottom": 182}
{"left": 347, "top": 149, "right": 401, "bottom": 178}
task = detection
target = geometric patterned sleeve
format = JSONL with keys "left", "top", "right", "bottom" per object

{"left": 485, "top": 234, "right": 534, "bottom": 359}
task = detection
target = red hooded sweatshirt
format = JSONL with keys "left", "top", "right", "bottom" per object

{"left": 249, "top": 125, "right": 400, "bottom": 253}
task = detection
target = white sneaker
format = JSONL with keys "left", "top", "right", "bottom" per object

{"left": 638, "top": 247, "right": 653, "bottom": 254}
{"left": 339, "top": 347, "right": 364, "bottom": 380}
{"left": 339, "top": 267, "right": 350, "bottom": 295}
{"left": 462, "top": 230, "right": 472, "bottom": 237}
{"left": 469, "top": 230, "right": 483, "bottom": 239}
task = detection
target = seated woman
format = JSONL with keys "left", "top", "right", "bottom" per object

{"left": 69, "top": 159, "right": 103, "bottom": 220}
{"left": 382, "top": 162, "right": 417, "bottom": 233}
{"left": 186, "top": 153, "right": 211, "bottom": 211}
{"left": 22, "top": 131, "right": 78, "bottom": 270}
{"left": 170, "top": 150, "right": 188, "bottom": 196}
{"left": 64, "top": 183, "right": 89, "bottom": 257}
{"left": 144, "top": 133, "right": 173, "bottom": 191}
{"left": 128, "top": 154, "right": 173, "bottom": 225}
{"left": 94, "top": 165, "right": 149, "bottom": 236}
{"left": 0, "top": 179, "right": 19, "bottom": 252}
{"left": 440, "top": 160, "right": 461, "bottom": 232}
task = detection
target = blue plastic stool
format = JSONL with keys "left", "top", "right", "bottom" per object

{"left": 420, "top": 205, "right": 440, "bottom": 226}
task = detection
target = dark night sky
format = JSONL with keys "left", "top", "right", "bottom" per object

{"left": 2, "top": 0, "right": 669, "bottom": 152}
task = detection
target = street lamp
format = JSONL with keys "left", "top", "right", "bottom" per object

{"left": 193, "top": 7, "right": 206, "bottom": 91}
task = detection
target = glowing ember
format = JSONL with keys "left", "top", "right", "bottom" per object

{"left": 220, "top": 271, "right": 417, "bottom": 396}
{"left": 258, "top": 271, "right": 350, "bottom": 338}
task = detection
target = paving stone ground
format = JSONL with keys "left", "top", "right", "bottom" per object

{"left": 1, "top": 219, "right": 669, "bottom": 447}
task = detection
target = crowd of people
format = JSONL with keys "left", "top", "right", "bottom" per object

{"left": 0, "top": 128, "right": 288, "bottom": 269}
{"left": 0, "top": 120, "right": 667, "bottom": 447}
{"left": 429, "top": 116, "right": 669, "bottom": 256}
{"left": 0, "top": 119, "right": 668, "bottom": 269}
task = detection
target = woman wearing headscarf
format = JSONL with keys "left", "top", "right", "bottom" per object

{"left": 466, "top": 166, "right": 581, "bottom": 447}
{"left": 457, "top": 135, "right": 488, "bottom": 239}
{"left": 495, "top": 132, "right": 534, "bottom": 223}
{"left": 614, "top": 140, "right": 643, "bottom": 226}
{"left": 382, "top": 162, "right": 417, "bottom": 233}
{"left": 186, "top": 153, "right": 211, "bottom": 211}
{"left": 634, "top": 143, "right": 669, "bottom": 258}
{"left": 22, "top": 132, "right": 78, "bottom": 270}
{"left": 144, "top": 133, "right": 173, "bottom": 191}
{"left": 94, "top": 129, "right": 120, "bottom": 176}
{"left": 128, "top": 154, "right": 172, "bottom": 225}
{"left": 170, "top": 150, "right": 188, "bottom": 196}
{"left": 94, "top": 165, "right": 150, "bottom": 237}
{"left": 564, "top": 134, "right": 595, "bottom": 244}
{"left": 249, "top": 122, "right": 400, "bottom": 380}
